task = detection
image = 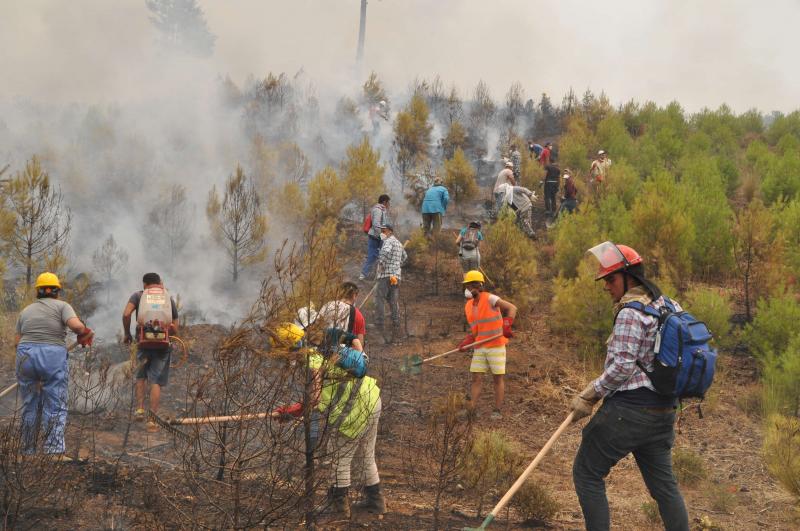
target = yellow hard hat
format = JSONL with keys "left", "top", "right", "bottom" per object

{"left": 35, "top": 272, "right": 61, "bottom": 289}
{"left": 273, "top": 322, "right": 305, "bottom": 347}
{"left": 462, "top": 270, "right": 485, "bottom": 284}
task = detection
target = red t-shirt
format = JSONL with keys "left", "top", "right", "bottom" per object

{"left": 352, "top": 307, "right": 366, "bottom": 336}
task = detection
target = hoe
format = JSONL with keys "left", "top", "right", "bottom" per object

{"left": 463, "top": 412, "right": 574, "bottom": 530}
{"left": 400, "top": 334, "right": 503, "bottom": 374}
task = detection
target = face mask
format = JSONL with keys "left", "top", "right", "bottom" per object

{"left": 464, "top": 289, "right": 474, "bottom": 299}
{"left": 380, "top": 233, "right": 388, "bottom": 241}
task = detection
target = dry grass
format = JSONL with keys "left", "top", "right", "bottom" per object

{"left": 672, "top": 447, "right": 707, "bottom": 487}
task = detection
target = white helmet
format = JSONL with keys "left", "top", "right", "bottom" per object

{"left": 379, "top": 100, "right": 386, "bottom": 107}
{"left": 505, "top": 161, "right": 514, "bottom": 168}
{"left": 598, "top": 150, "right": 606, "bottom": 156}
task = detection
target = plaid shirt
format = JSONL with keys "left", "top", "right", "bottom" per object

{"left": 377, "top": 235, "right": 406, "bottom": 279}
{"left": 593, "top": 296, "right": 682, "bottom": 397}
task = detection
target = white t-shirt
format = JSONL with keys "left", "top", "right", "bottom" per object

{"left": 318, "top": 300, "right": 352, "bottom": 330}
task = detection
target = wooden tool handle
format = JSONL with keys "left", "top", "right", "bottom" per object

{"left": 488, "top": 412, "right": 575, "bottom": 518}
{"left": 171, "top": 411, "right": 280, "bottom": 425}
{"left": 420, "top": 334, "right": 504, "bottom": 364}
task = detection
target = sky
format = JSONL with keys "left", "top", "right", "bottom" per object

{"left": 2, "top": 0, "right": 800, "bottom": 113}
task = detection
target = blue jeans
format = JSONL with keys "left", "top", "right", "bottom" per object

{"left": 573, "top": 400, "right": 689, "bottom": 531}
{"left": 361, "top": 236, "right": 383, "bottom": 278}
{"left": 16, "top": 343, "right": 69, "bottom": 454}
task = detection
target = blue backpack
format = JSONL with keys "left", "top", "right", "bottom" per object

{"left": 624, "top": 296, "right": 717, "bottom": 399}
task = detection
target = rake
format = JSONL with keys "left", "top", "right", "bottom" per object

{"left": 463, "top": 412, "right": 575, "bottom": 530}
{"left": 146, "top": 409, "right": 291, "bottom": 440}
{"left": 400, "top": 334, "right": 504, "bottom": 375}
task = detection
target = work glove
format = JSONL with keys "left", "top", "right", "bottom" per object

{"left": 168, "top": 322, "right": 178, "bottom": 334}
{"left": 124, "top": 332, "right": 134, "bottom": 345}
{"left": 458, "top": 334, "right": 476, "bottom": 352}
{"left": 275, "top": 402, "right": 303, "bottom": 422}
{"left": 77, "top": 328, "right": 94, "bottom": 347}
{"left": 390, "top": 275, "right": 398, "bottom": 286}
{"left": 570, "top": 383, "right": 601, "bottom": 422}
{"left": 502, "top": 317, "right": 514, "bottom": 338}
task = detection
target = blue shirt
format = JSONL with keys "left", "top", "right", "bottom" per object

{"left": 421, "top": 185, "right": 450, "bottom": 214}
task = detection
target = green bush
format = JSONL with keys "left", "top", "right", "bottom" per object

{"left": 481, "top": 209, "right": 538, "bottom": 312}
{"left": 708, "top": 482, "right": 738, "bottom": 513}
{"left": 551, "top": 259, "right": 613, "bottom": 360}
{"left": 552, "top": 203, "right": 602, "bottom": 278}
{"left": 510, "top": 481, "right": 559, "bottom": 522}
{"left": 763, "top": 414, "right": 800, "bottom": 499}
{"left": 683, "top": 286, "right": 732, "bottom": 349}
{"left": 462, "top": 430, "right": 522, "bottom": 517}
{"left": 743, "top": 294, "right": 800, "bottom": 359}
{"left": 672, "top": 447, "right": 706, "bottom": 487}
{"left": 762, "top": 334, "right": 800, "bottom": 417}
{"left": 641, "top": 500, "right": 659, "bottom": 524}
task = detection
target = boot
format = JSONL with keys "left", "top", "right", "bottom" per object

{"left": 390, "top": 324, "right": 404, "bottom": 345}
{"left": 353, "top": 483, "right": 386, "bottom": 514}
{"left": 328, "top": 486, "right": 350, "bottom": 518}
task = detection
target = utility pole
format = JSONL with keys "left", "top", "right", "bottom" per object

{"left": 356, "top": 0, "right": 367, "bottom": 73}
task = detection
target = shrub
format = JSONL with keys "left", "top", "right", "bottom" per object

{"left": 306, "top": 166, "right": 348, "bottom": 222}
{"left": 403, "top": 227, "right": 430, "bottom": 270}
{"left": 481, "top": 209, "right": 539, "bottom": 312}
{"left": 550, "top": 259, "right": 613, "bottom": 360}
{"left": 743, "top": 294, "right": 800, "bottom": 359}
{"left": 552, "top": 203, "right": 602, "bottom": 278}
{"left": 762, "top": 334, "right": 800, "bottom": 417}
{"left": 641, "top": 500, "right": 659, "bottom": 524}
{"left": 510, "top": 482, "right": 559, "bottom": 522}
{"left": 763, "top": 414, "right": 800, "bottom": 499}
{"left": 672, "top": 447, "right": 706, "bottom": 486}
{"left": 735, "top": 384, "right": 762, "bottom": 417}
{"left": 708, "top": 482, "right": 738, "bottom": 513}
{"left": 462, "top": 431, "right": 523, "bottom": 517}
{"left": 683, "top": 285, "right": 733, "bottom": 349}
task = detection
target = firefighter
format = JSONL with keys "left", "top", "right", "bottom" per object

{"left": 123, "top": 272, "right": 179, "bottom": 432}
{"left": 458, "top": 270, "right": 517, "bottom": 419}
{"left": 15, "top": 272, "right": 93, "bottom": 458}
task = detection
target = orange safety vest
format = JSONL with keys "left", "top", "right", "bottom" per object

{"left": 464, "top": 292, "right": 508, "bottom": 348}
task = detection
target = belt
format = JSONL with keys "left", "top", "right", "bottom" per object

{"left": 641, "top": 406, "right": 675, "bottom": 414}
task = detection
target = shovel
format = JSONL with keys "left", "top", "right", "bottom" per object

{"left": 463, "top": 412, "right": 575, "bottom": 530}
{"left": 400, "top": 334, "right": 504, "bottom": 375}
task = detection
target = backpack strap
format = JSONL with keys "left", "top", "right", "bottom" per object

{"left": 347, "top": 304, "right": 356, "bottom": 335}
{"left": 621, "top": 301, "right": 661, "bottom": 319}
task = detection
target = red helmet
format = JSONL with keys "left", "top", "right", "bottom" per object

{"left": 587, "top": 241, "right": 643, "bottom": 280}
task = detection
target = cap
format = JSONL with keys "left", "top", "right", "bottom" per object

{"left": 505, "top": 161, "right": 514, "bottom": 168}
{"left": 598, "top": 150, "right": 606, "bottom": 155}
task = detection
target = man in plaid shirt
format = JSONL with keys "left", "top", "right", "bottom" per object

{"left": 375, "top": 224, "right": 406, "bottom": 344}
{"left": 570, "top": 242, "right": 689, "bottom": 531}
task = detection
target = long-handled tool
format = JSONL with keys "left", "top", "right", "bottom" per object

{"left": 147, "top": 409, "right": 292, "bottom": 440}
{"left": 358, "top": 282, "right": 378, "bottom": 309}
{"left": 400, "top": 334, "right": 504, "bottom": 374}
{"left": 463, "top": 412, "right": 575, "bottom": 530}
{"left": 1, "top": 340, "right": 84, "bottom": 400}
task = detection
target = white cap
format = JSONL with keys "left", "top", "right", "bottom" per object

{"left": 563, "top": 173, "right": 570, "bottom": 179}
{"left": 505, "top": 161, "right": 514, "bottom": 168}
{"left": 379, "top": 100, "right": 386, "bottom": 106}
{"left": 598, "top": 150, "right": 606, "bottom": 155}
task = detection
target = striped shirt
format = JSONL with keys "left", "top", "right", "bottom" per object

{"left": 593, "top": 296, "right": 682, "bottom": 397}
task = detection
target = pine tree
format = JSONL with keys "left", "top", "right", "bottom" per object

{"left": 145, "top": 0, "right": 216, "bottom": 57}
{"left": 307, "top": 166, "right": 348, "bottom": 222}
{"left": 443, "top": 148, "right": 477, "bottom": 209}
{"left": 341, "top": 136, "right": 385, "bottom": 217}
{"left": 207, "top": 165, "right": 268, "bottom": 282}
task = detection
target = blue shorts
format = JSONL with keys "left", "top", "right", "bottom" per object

{"left": 135, "top": 348, "right": 171, "bottom": 386}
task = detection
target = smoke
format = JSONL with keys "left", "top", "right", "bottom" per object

{"left": 1, "top": 0, "right": 797, "bottom": 340}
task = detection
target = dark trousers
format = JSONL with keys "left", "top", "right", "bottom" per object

{"left": 361, "top": 236, "right": 383, "bottom": 278}
{"left": 422, "top": 213, "right": 442, "bottom": 235}
{"left": 374, "top": 277, "right": 399, "bottom": 328}
{"left": 573, "top": 401, "right": 689, "bottom": 531}
{"left": 544, "top": 182, "right": 558, "bottom": 214}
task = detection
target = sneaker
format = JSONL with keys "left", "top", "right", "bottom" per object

{"left": 490, "top": 409, "right": 503, "bottom": 420}
{"left": 134, "top": 408, "right": 146, "bottom": 422}
{"left": 146, "top": 421, "right": 159, "bottom": 433}
{"left": 358, "top": 273, "right": 366, "bottom": 281}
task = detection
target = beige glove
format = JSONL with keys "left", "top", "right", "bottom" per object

{"left": 570, "top": 383, "right": 601, "bottom": 422}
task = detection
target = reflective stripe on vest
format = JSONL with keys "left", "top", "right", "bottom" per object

{"left": 465, "top": 292, "right": 508, "bottom": 348}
